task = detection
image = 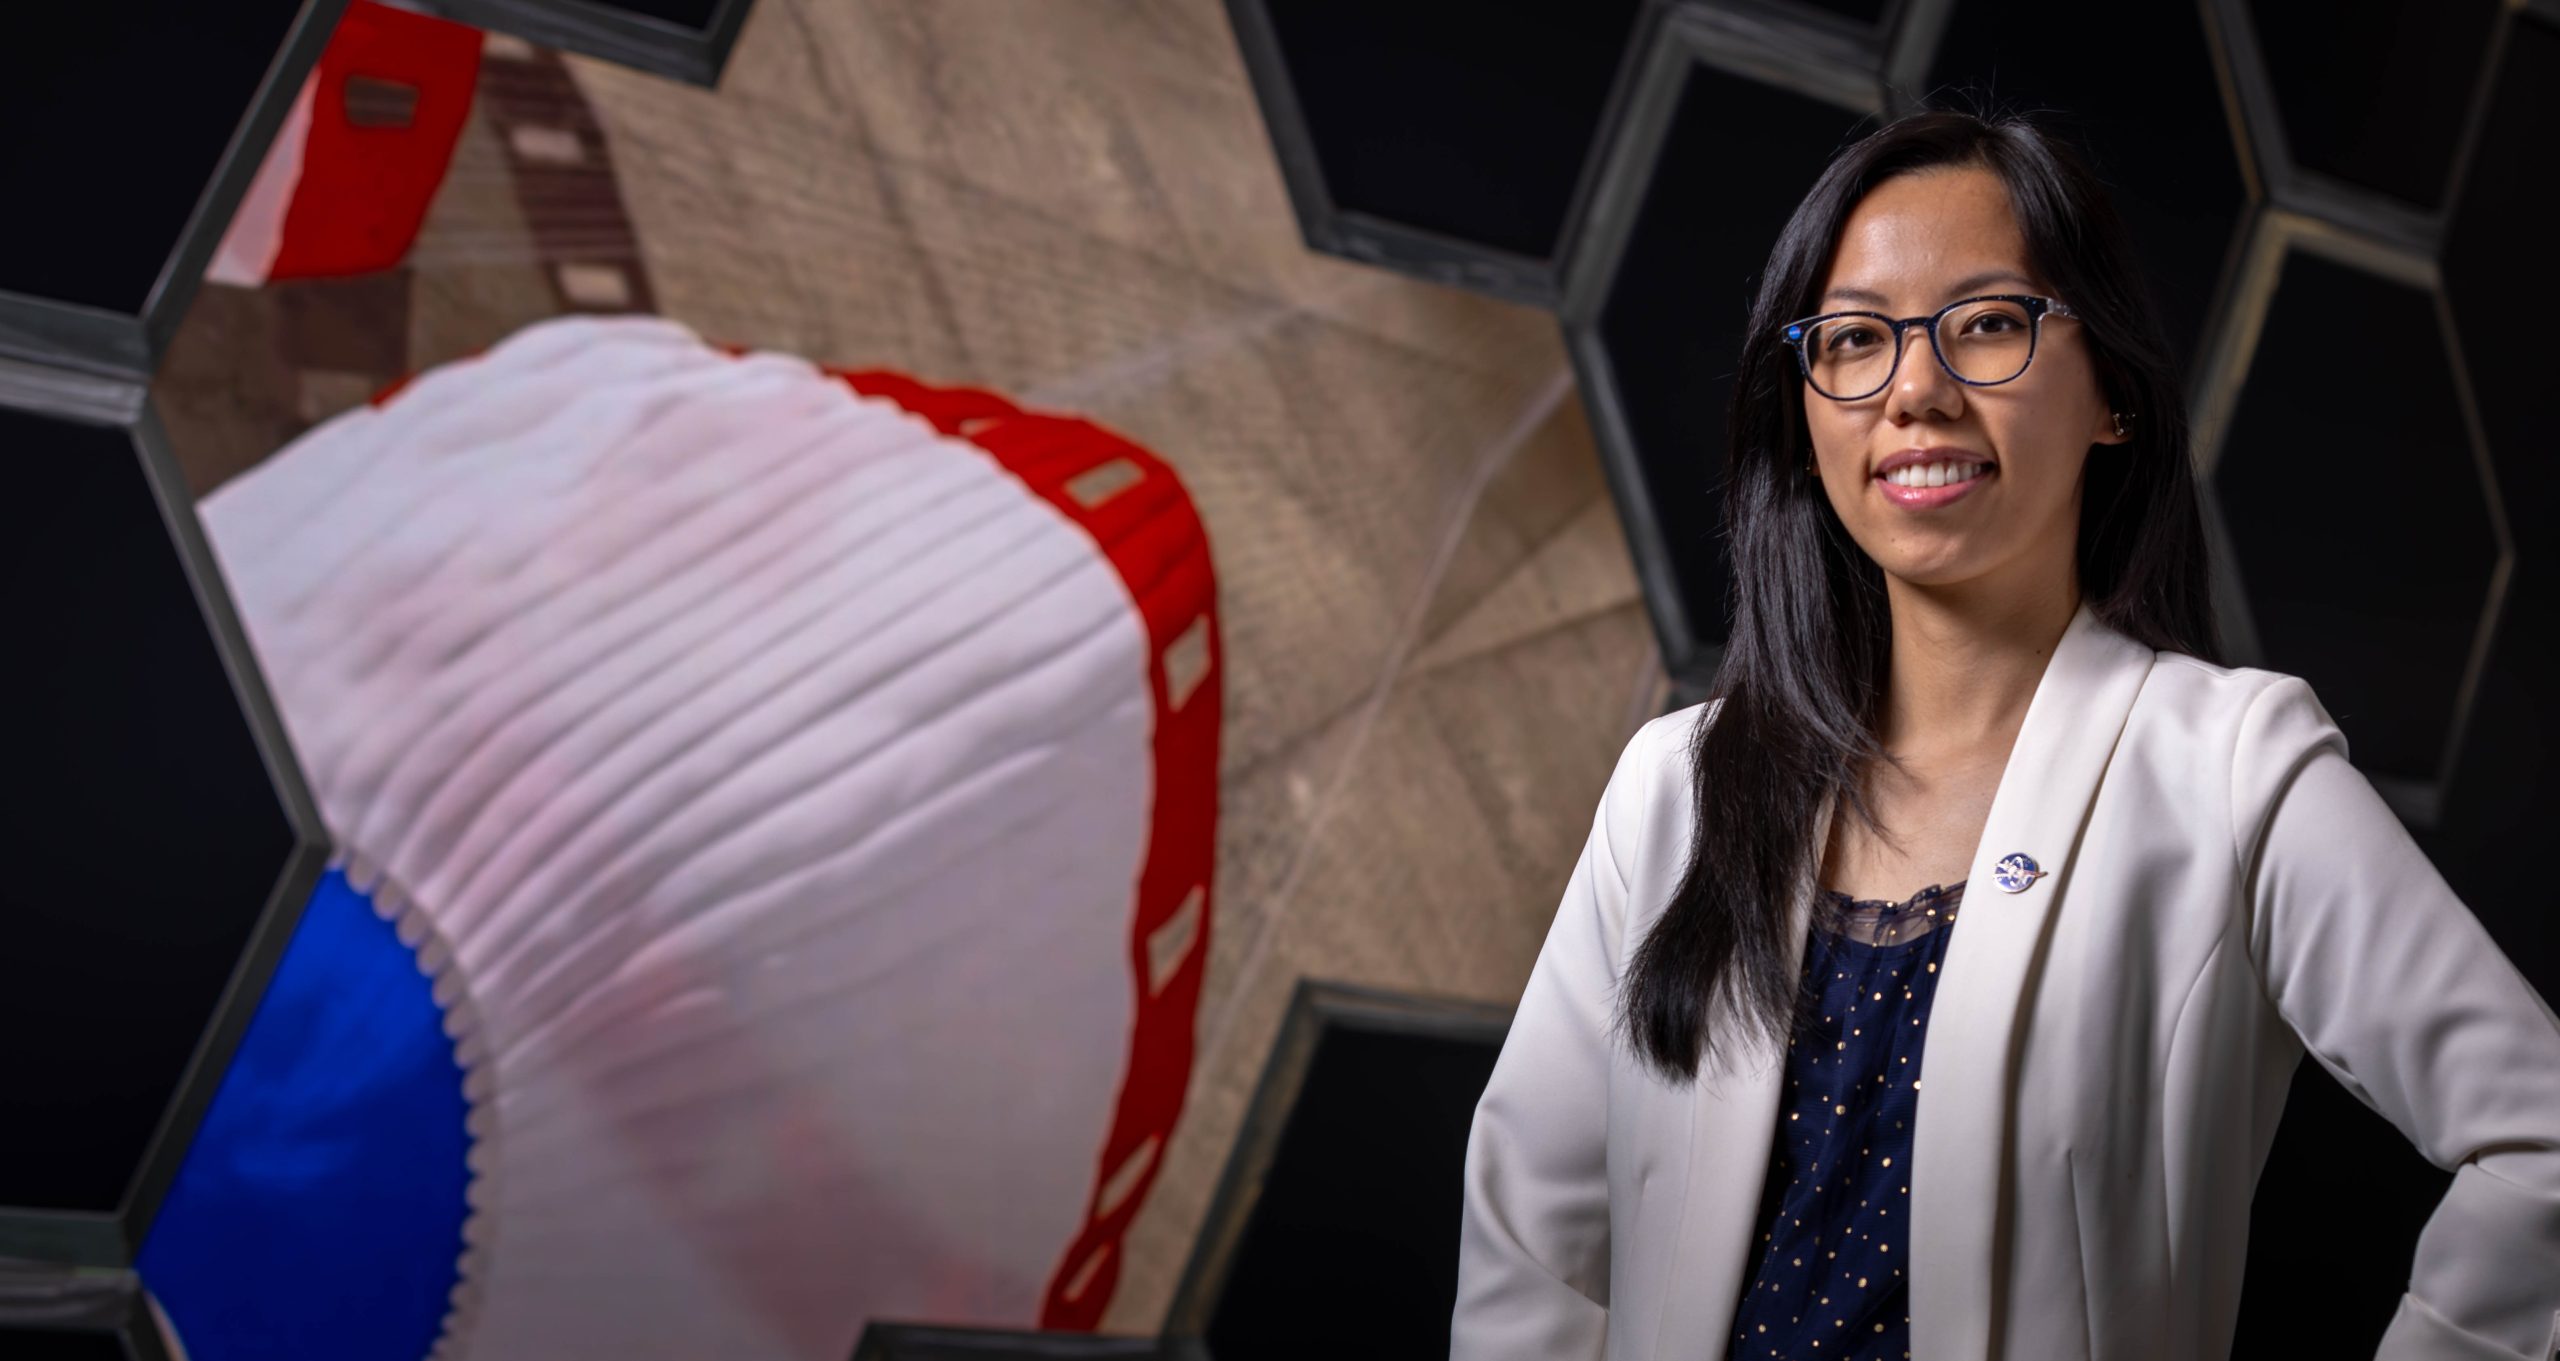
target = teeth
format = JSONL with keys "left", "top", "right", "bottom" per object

{"left": 1887, "top": 461, "right": 1986, "bottom": 488}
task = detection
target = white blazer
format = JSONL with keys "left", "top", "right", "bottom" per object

{"left": 1453, "top": 598, "right": 2560, "bottom": 1361}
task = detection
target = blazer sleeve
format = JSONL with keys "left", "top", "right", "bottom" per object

{"left": 1450, "top": 711, "right": 1670, "bottom": 1361}
{"left": 2236, "top": 675, "right": 2560, "bottom": 1361}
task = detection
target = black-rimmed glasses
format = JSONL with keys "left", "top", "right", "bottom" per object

{"left": 1782, "top": 294, "right": 2081, "bottom": 401}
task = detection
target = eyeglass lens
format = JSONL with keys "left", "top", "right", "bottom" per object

{"left": 1801, "top": 298, "right": 2038, "bottom": 399}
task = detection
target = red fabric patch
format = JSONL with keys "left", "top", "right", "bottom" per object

{"left": 270, "top": 1, "right": 482, "bottom": 280}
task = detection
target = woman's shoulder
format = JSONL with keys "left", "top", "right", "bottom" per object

{"left": 2126, "top": 648, "right": 2356, "bottom": 856}
{"left": 1586, "top": 697, "right": 1719, "bottom": 835}
{"left": 2139, "top": 648, "right": 2346, "bottom": 752}
{"left": 1645, "top": 693, "right": 1724, "bottom": 742}
{"left": 1626, "top": 695, "right": 1721, "bottom": 779}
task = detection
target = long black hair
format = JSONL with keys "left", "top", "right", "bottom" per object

{"left": 1615, "top": 107, "right": 2222, "bottom": 1083}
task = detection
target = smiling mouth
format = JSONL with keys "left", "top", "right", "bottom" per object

{"left": 1879, "top": 461, "right": 1990, "bottom": 489}
{"left": 1874, "top": 461, "right": 1994, "bottom": 507}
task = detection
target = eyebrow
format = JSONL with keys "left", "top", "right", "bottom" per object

{"left": 1820, "top": 269, "right": 2040, "bottom": 309}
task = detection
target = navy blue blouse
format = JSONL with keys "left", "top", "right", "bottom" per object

{"left": 1726, "top": 879, "right": 1966, "bottom": 1360}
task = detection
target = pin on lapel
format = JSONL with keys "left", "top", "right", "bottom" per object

{"left": 1993, "top": 852, "right": 2048, "bottom": 894}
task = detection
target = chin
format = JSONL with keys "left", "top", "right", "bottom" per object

{"left": 1873, "top": 555, "right": 1991, "bottom": 590}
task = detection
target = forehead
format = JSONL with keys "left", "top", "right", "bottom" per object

{"left": 1818, "top": 165, "right": 2038, "bottom": 307}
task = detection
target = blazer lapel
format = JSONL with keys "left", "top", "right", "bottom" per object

{"left": 1909, "top": 598, "right": 2156, "bottom": 1359}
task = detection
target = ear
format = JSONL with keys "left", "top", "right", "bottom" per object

{"left": 2093, "top": 405, "right": 2134, "bottom": 447}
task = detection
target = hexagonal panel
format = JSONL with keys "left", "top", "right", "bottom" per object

{"left": 1164, "top": 981, "right": 1510, "bottom": 1358}
{"left": 1226, "top": 0, "right": 1647, "bottom": 304}
{"left": 0, "top": 401, "right": 326, "bottom": 1264}
{"left": 1919, "top": 0, "right": 2252, "bottom": 376}
{"left": 2242, "top": 0, "right": 2501, "bottom": 211}
{"left": 2211, "top": 246, "right": 2499, "bottom": 797}
{"left": 0, "top": 1, "right": 343, "bottom": 378}
{"left": 1564, "top": 7, "right": 1884, "bottom": 682}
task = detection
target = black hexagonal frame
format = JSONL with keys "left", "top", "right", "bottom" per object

{"left": 1902, "top": 0, "right": 2259, "bottom": 378}
{"left": 2235, "top": 0, "right": 2501, "bottom": 215}
{"left": 1162, "top": 979, "right": 1511, "bottom": 1359}
{"left": 0, "top": 1264, "right": 177, "bottom": 1361}
{"left": 1222, "top": 0, "right": 1656, "bottom": 306}
{"left": 2208, "top": 0, "right": 2521, "bottom": 265}
{"left": 2442, "top": 10, "right": 2559, "bottom": 564}
{"left": 0, "top": 376, "right": 329, "bottom": 1268}
{"left": 2199, "top": 216, "right": 2509, "bottom": 827}
{"left": 1562, "top": 2, "right": 1888, "bottom": 685}
{"left": 0, "top": 0, "right": 347, "bottom": 382}
{"left": 400, "top": 0, "right": 758, "bottom": 88}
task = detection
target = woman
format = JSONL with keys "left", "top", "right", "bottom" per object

{"left": 1451, "top": 109, "right": 2560, "bottom": 1361}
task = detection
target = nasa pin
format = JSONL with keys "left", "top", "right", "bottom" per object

{"left": 1993, "top": 852, "right": 2049, "bottom": 894}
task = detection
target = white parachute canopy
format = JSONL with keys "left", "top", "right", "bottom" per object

{"left": 198, "top": 314, "right": 1207, "bottom": 1360}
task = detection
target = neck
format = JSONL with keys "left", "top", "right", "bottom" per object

{"left": 1876, "top": 572, "right": 2079, "bottom": 757}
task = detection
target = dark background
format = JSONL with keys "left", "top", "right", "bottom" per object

{"left": 0, "top": 0, "right": 2550, "bottom": 1355}
{"left": 1229, "top": 0, "right": 2559, "bottom": 1355}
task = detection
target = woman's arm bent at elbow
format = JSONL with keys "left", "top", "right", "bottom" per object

{"left": 2239, "top": 677, "right": 2560, "bottom": 1360}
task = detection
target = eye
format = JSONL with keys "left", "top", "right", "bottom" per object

{"left": 1824, "top": 323, "right": 1884, "bottom": 352}
{"left": 1960, "top": 309, "right": 2026, "bottom": 335}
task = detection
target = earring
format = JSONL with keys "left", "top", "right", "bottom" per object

{"left": 2111, "top": 411, "right": 2133, "bottom": 440}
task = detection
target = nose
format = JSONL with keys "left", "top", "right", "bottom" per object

{"left": 1883, "top": 322, "right": 1964, "bottom": 424}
